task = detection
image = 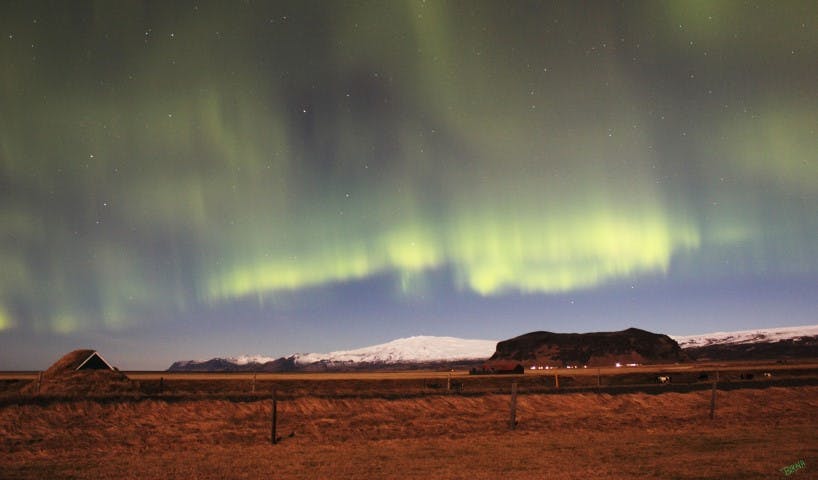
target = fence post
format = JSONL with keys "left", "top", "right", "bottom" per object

{"left": 447, "top": 373, "right": 451, "bottom": 391}
{"left": 709, "top": 371, "right": 718, "bottom": 420}
{"left": 159, "top": 376, "right": 164, "bottom": 394}
{"left": 36, "top": 372, "right": 43, "bottom": 394}
{"left": 509, "top": 382, "right": 518, "bottom": 430}
{"left": 271, "top": 388, "right": 278, "bottom": 444}
{"left": 555, "top": 372, "right": 559, "bottom": 389}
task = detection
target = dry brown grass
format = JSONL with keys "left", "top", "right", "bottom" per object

{"left": 4, "top": 360, "right": 818, "bottom": 399}
{"left": 2, "top": 386, "right": 816, "bottom": 479}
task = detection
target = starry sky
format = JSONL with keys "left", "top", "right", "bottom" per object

{"left": 1, "top": 1, "right": 816, "bottom": 370}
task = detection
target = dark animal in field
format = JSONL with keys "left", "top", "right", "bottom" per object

{"left": 470, "top": 362, "right": 525, "bottom": 375}
{"left": 426, "top": 381, "right": 463, "bottom": 391}
{"left": 657, "top": 375, "right": 671, "bottom": 384}
{"left": 740, "top": 373, "right": 754, "bottom": 380}
{"left": 698, "top": 373, "right": 709, "bottom": 381}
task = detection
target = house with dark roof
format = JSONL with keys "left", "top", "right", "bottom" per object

{"left": 44, "top": 349, "right": 115, "bottom": 377}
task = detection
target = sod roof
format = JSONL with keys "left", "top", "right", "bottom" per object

{"left": 43, "top": 349, "right": 114, "bottom": 377}
{"left": 21, "top": 349, "right": 136, "bottom": 396}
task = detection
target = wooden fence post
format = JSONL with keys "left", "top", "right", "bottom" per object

{"left": 271, "top": 388, "right": 278, "bottom": 444}
{"left": 447, "top": 373, "right": 451, "bottom": 391}
{"left": 509, "top": 382, "right": 518, "bottom": 430}
{"left": 554, "top": 372, "right": 559, "bottom": 389}
{"left": 709, "top": 371, "right": 718, "bottom": 420}
{"left": 36, "top": 372, "right": 43, "bottom": 394}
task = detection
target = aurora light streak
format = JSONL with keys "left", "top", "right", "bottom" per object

{"left": 1, "top": 1, "right": 816, "bottom": 369}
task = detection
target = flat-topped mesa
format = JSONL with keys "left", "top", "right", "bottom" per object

{"left": 488, "top": 327, "right": 685, "bottom": 368}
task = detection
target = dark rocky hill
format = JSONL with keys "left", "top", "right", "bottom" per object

{"left": 488, "top": 327, "right": 685, "bottom": 367}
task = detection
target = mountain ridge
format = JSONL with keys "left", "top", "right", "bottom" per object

{"left": 672, "top": 324, "right": 818, "bottom": 348}
{"left": 167, "top": 324, "right": 818, "bottom": 371}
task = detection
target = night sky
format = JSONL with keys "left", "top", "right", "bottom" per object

{"left": 1, "top": 1, "right": 816, "bottom": 370}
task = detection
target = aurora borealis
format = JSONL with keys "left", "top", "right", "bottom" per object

{"left": 1, "top": 1, "right": 816, "bottom": 369}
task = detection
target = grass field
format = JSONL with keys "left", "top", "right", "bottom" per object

{"left": 2, "top": 358, "right": 816, "bottom": 383}
{"left": 1, "top": 363, "right": 817, "bottom": 479}
{"left": 7, "top": 360, "right": 818, "bottom": 399}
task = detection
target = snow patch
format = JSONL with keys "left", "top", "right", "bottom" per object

{"left": 671, "top": 324, "right": 818, "bottom": 348}
{"left": 227, "top": 354, "right": 279, "bottom": 365}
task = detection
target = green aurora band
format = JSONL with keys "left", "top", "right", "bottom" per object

{"left": 0, "top": 1, "right": 816, "bottom": 333}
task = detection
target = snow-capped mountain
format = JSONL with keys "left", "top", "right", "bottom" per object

{"left": 293, "top": 336, "right": 497, "bottom": 365}
{"left": 671, "top": 324, "right": 818, "bottom": 348}
{"left": 168, "top": 335, "right": 497, "bottom": 371}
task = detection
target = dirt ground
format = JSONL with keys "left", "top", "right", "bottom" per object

{"left": 2, "top": 385, "right": 816, "bottom": 479}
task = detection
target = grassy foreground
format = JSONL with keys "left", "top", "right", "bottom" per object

{"left": 2, "top": 386, "right": 816, "bottom": 479}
